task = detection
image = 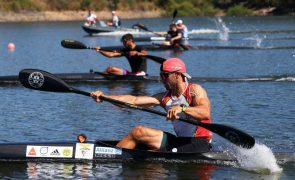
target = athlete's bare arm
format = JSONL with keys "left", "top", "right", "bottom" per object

{"left": 166, "top": 84, "right": 211, "bottom": 121}
{"left": 95, "top": 47, "right": 122, "bottom": 58}
{"left": 91, "top": 91, "right": 165, "bottom": 108}
{"left": 184, "top": 84, "right": 211, "bottom": 120}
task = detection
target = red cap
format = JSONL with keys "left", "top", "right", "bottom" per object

{"left": 162, "top": 58, "right": 191, "bottom": 79}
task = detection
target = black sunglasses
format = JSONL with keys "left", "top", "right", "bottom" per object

{"left": 160, "top": 72, "right": 175, "bottom": 79}
{"left": 122, "top": 39, "right": 133, "bottom": 43}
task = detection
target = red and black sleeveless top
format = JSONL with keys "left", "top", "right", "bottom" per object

{"left": 161, "top": 83, "right": 212, "bottom": 141}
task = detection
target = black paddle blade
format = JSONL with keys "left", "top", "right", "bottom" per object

{"left": 199, "top": 122, "right": 255, "bottom": 149}
{"left": 61, "top": 39, "right": 87, "bottom": 49}
{"left": 145, "top": 55, "right": 166, "bottom": 64}
{"left": 19, "top": 69, "right": 73, "bottom": 93}
{"left": 133, "top": 23, "right": 150, "bottom": 32}
{"left": 173, "top": 9, "right": 178, "bottom": 20}
{"left": 178, "top": 43, "right": 189, "bottom": 51}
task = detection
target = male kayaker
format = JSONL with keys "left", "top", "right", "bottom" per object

{"left": 155, "top": 24, "right": 182, "bottom": 46}
{"left": 107, "top": 11, "right": 121, "bottom": 28}
{"left": 91, "top": 58, "right": 212, "bottom": 153}
{"left": 95, "top": 33, "right": 147, "bottom": 76}
{"left": 85, "top": 9, "right": 97, "bottom": 26}
{"left": 175, "top": 19, "right": 189, "bottom": 39}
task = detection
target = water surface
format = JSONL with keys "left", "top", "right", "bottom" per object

{"left": 0, "top": 16, "right": 294, "bottom": 179}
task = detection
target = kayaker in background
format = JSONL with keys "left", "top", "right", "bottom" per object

{"left": 95, "top": 33, "right": 147, "bottom": 76}
{"left": 155, "top": 24, "right": 182, "bottom": 46}
{"left": 91, "top": 58, "right": 212, "bottom": 153}
{"left": 107, "top": 11, "right": 121, "bottom": 28}
{"left": 176, "top": 19, "right": 189, "bottom": 39}
{"left": 85, "top": 9, "right": 97, "bottom": 26}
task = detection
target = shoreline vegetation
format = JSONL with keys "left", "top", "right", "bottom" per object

{"left": 0, "top": 10, "right": 163, "bottom": 22}
{"left": 0, "top": 0, "right": 294, "bottom": 22}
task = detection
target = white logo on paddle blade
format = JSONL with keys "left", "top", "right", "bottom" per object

{"left": 28, "top": 72, "right": 44, "bottom": 88}
{"left": 225, "top": 131, "right": 240, "bottom": 144}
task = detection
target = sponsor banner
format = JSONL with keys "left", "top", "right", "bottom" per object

{"left": 95, "top": 147, "right": 122, "bottom": 155}
{"left": 26, "top": 146, "right": 73, "bottom": 158}
{"left": 75, "top": 143, "right": 94, "bottom": 159}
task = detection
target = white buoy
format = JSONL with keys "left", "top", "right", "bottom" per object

{"left": 7, "top": 42, "right": 16, "bottom": 50}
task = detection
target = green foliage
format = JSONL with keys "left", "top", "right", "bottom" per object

{"left": 248, "top": 0, "right": 295, "bottom": 7}
{"left": 165, "top": 0, "right": 218, "bottom": 16}
{"left": 174, "top": 1, "right": 197, "bottom": 16}
{"left": 88, "top": 0, "right": 109, "bottom": 11}
{"left": 47, "top": 0, "right": 81, "bottom": 10}
{"left": 111, "top": 0, "right": 120, "bottom": 10}
{"left": 118, "top": 0, "right": 158, "bottom": 11}
{"left": 117, "top": 0, "right": 136, "bottom": 10}
{"left": 0, "top": 0, "right": 294, "bottom": 15}
{"left": 81, "top": 0, "right": 92, "bottom": 9}
{"left": 227, "top": 4, "right": 253, "bottom": 16}
{"left": 203, "top": 4, "right": 219, "bottom": 16}
{"left": 136, "top": 1, "right": 158, "bottom": 11}
{"left": 212, "top": 0, "right": 232, "bottom": 8}
{"left": 1, "top": 0, "right": 39, "bottom": 12}
{"left": 247, "top": 0, "right": 274, "bottom": 8}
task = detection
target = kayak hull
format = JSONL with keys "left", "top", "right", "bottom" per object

{"left": 82, "top": 25, "right": 138, "bottom": 35}
{"left": 0, "top": 140, "right": 233, "bottom": 163}
{"left": 0, "top": 140, "right": 293, "bottom": 164}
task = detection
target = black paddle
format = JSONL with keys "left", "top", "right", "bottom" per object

{"left": 19, "top": 69, "right": 255, "bottom": 149}
{"left": 132, "top": 23, "right": 157, "bottom": 35}
{"left": 133, "top": 9, "right": 178, "bottom": 37}
{"left": 172, "top": 9, "right": 178, "bottom": 23}
{"left": 133, "top": 9, "right": 177, "bottom": 32}
{"left": 61, "top": 39, "right": 166, "bottom": 64}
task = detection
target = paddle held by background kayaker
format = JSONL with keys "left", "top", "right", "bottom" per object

{"left": 91, "top": 58, "right": 212, "bottom": 153}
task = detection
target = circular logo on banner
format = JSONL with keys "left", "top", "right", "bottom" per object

{"left": 40, "top": 147, "right": 48, "bottom": 155}
{"left": 225, "top": 131, "right": 240, "bottom": 144}
{"left": 28, "top": 72, "right": 44, "bottom": 88}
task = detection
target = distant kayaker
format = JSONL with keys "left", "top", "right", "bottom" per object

{"left": 91, "top": 58, "right": 212, "bottom": 153}
{"left": 85, "top": 10, "right": 97, "bottom": 26}
{"left": 155, "top": 24, "right": 182, "bottom": 46}
{"left": 176, "top": 19, "right": 189, "bottom": 39}
{"left": 95, "top": 33, "right": 147, "bottom": 76}
{"left": 107, "top": 11, "right": 121, "bottom": 28}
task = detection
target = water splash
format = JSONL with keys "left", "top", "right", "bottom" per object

{"left": 233, "top": 143, "right": 282, "bottom": 174}
{"left": 214, "top": 17, "right": 229, "bottom": 41}
{"left": 252, "top": 34, "right": 265, "bottom": 47}
{"left": 255, "top": 36, "right": 263, "bottom": 47}
{"left": 276, "top": 76, "right": 295, "bottom": 82}
{"left": 189, "top": 29, "right": 219, "bottom": 34}
{"left": 243, "top": 35, "right": 264, "bottom": 47}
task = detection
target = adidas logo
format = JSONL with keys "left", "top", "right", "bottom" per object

{"left": 50, "top": 149, "right": 60, "bottom": 156}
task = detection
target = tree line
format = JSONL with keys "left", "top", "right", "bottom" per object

{"left": 0, "top": 0, "right": 294, "bottom": 16}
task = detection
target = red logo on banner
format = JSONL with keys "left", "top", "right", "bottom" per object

{"left": 29, "top": 147, "right": 36, "bottom": 156}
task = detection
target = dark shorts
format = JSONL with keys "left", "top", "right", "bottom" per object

{"left": 160, "top": 132, "right": 211, "bottom": 153}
